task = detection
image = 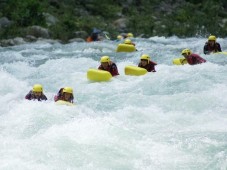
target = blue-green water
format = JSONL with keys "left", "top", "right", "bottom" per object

{"left": 0, "top": 37, "right": 227, "bottom": 170}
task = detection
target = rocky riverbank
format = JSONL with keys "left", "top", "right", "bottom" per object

{"left": 0, "top": 0, "right": 227, "bottom": 46}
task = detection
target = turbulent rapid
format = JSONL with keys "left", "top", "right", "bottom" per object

{"left": 0, "top": 37, "right": 227, "bottom": 170}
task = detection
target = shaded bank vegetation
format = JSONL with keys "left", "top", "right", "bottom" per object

{"left": 0, "top": 0, "right": 227, "bottom": 42}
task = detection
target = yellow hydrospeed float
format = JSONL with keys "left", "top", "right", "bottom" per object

{"left": 116, "top": 39, "right": 136, "bottom": 52}
{"left": 124, "top": 65, "right": 147, "bottom": 76}
{"left": 87, "top": 68, "right": 112, "bottom": 82}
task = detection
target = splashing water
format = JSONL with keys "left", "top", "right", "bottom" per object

{"left": 0, "top": 37, "right": 227, "bottom": 170}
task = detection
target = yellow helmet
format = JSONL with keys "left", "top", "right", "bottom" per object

{"left": 63, "top": 87, "right": 73, "bottom": 94}
{"left": 33, "top": 84, "right": 43, "bottom": 92}
{"left": 117, "top": 35, "right": 123, "bottom": 40}
{"left": 127, "top": 33, "right": 134, "bottom": 37}
{"left": 100, "top": 56, "right": 110, "bottom": 63}
{"left": 181, "top": 49, "right": 192, "bottom": 55}
{"left": 208, "top": 35, "right": 216, "bottom": 41}
{"left": 124, "top": 39, "right": 132, "bottom": 44}
{"left": 140, "top": 54, "right": 150, "bottom": 63}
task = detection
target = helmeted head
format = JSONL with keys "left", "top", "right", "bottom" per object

{"left": 140, "top": 54, "right": 150, "bottom": 64}
{"left": 33, "top": 84, "right": 43, "bottom": 92}
{"left": 62, "top": 87, "right": 74, "bottom": 102}
{"left": 124, "top": 39, "right": 132, "bottom": 44}
{"left": 208, "top": 35, "right": 216, "bottom": 41}
{"left": 127, "top": 33, "right": 134, "bottom": 38}
{"left": 63, "top": 87, "right": 73, "bottom": 94}
{"left": 32, "top": 84, "right": 43, "bottom": 97}
{"left": 117, "top": 35, "right": 123, "bottom": 40}
{"left": 100, "top": 56, "right": 111, "bottom": 69}
{"left": 181, "top": 49, "right": 192, "bottom": 56}
{"left": 100, "top": 56, "right": 110, "bottom": 63}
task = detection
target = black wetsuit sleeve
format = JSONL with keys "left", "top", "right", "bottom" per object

{"left": 25, "top": 91, "right": 32, "bottom": 100}
{"left": 110, "top": 63, "right": 119, "bottom": 76}
{"left": 203, "top": 44, "right": 209, "bottom": 55}
{"left": 42, "top": 95, "right": 48, "bottom": 100}
{"left": 217, "top": 43, "right": 222, "bottom": 52}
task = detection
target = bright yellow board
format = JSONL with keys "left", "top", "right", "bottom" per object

{"left": 173, "top": 58, "right": 188, "bottom": 65}
{"left": 56, "top": 100, "right": 75, "bottom": 106}
{"left": 87, "top": 68, "right": 112, "bottom": 82}
{"left": 215, "top": 51, "right": 227, "bottom": 55}
{"left": 116, "top": 44, "right": 136, "bottom": 52}
{"left": 125, "top": 65, "right": 147, "bottom": 76}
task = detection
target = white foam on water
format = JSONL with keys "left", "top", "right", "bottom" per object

{"left": 0, "top": 37, "right": 227, "bottom": 170}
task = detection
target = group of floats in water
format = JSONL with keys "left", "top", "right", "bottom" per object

{"left": 25, "top": 54, "right": 153, "bottom": 106}
{"left": 116, "top": 34, "right": 227, "bottom": 64}
{"left": 25, "top": 34, "right": 226, "bottom": 106}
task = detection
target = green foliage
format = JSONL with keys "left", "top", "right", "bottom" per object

{"left": 128, "top": 15, "right": 155, "bottom": 35}
{"left": 0, "top": 25, "right": 24, "bottom": 39}
{"left": 157, "top": 1, "right": 226, "bottom": 37}
{"left": 1, "top": 0, "right": 227, "bottom": 41}
{"left": 85, "top": 1, "right": 121, "bottom": 18}
{"left": 202, "top": 0, "right": 222, "bottom": 17}
{"left": 3, "top": 0, "right": 45, "bottom": 26}
{"left": 50, "top": 18, "right": 77, "bottom": 42}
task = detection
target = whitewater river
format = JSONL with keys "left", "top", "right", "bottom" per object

{"left": 0, "top": 37, "right": 227, "bottom": 170}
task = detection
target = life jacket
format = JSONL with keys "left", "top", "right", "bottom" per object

{"left": 98, "top": 62, "right": 119, "bottom": 76}
{"left": 186, "top": 54, "right": 206, "bottom": 65}
{"left": 204, "top": 42, "right": 222, "bottom": 54}
{"left": 86, "top": 36, "right": 93, "bottom": 42}
{"left": 25, "top": 90, "right": 47, "bottom": 101}
{"left": 138, "top": 60, "right": 157, "bottom": 72}
{"left": 87, "top": 32, "right": 101, "bottom": 42}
